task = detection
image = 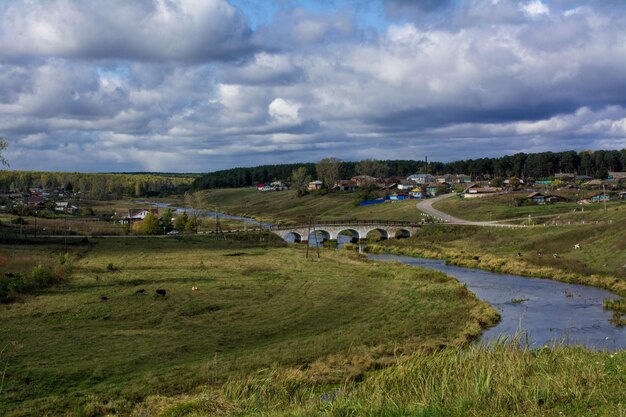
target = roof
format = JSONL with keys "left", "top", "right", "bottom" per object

{"left": 527, "top": 192, "right": 545, "bottom": 198}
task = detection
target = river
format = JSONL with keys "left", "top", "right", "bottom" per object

{"left": 368, "top": 254, "right": 625, "bottom": 350}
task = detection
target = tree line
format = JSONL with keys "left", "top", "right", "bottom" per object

{"left": 191, "top": 149, "right": 626, "bottom": 190}
{"left": 0, "top": 171, "right": 195, "bottom": 198}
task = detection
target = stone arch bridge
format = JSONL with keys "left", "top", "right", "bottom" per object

{"left": 268, "top": 220, "right": 421, "bottom": 243}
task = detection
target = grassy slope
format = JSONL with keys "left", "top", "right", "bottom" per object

{"left": 0, "top": 238, "right": 494, "bottom": 416}
{"left": 432, "top": 191, "right": 625, "bottom": 222}
{"left": 197, "top": 188, "right": 423, "bottom": 224}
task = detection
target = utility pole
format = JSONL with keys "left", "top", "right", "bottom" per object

{"left": 603, "top": 183, "right": 607, "bottom": 212}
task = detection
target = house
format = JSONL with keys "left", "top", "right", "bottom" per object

{"left": 436, "top": 174, "right": 454, "bottom": 184}
{"left": 407, "top": 174, "right": 435, "bottom": 184}
{"left": 27, "top": 195, "right": 46, "bottom": 208}
{"left": 257, "top": 183, "right": 273, "bottom": 191}
{"left": 427, "top": 184, "right": 448, "bottom": 197}
{"left": 55, "top": 202, "right": 78, "bottom": 214}
{"left": 409, "top": 187, "right": 424, "bottom": 199}
{"left": 270, "top": 180, "right": 289, "bottom": 191}
{"left": 307, "top": 180, "right": 323, "bottom": 191}
{"left": 397, "top": 180, "right": 417, "bottom": 190}
{"left": 575, "top": 175, "right": 593, "bottom": 181}
{"left": 351, "top": 175, "right": 380, "bottom": 187}
{"left": 619, "top": 191, "right": 626, "bottom": 200}
{"left": 333, "top": 180, "right": 357, "bottom": 192}
{"left": 463, "top": 184, "right": 500, "bottom": 198}
{"left": 454, "top": 174, "right": 472, "bottom": 184}
{"left": 119, "top": 208, "right": 159, "bottom": 224}
{"left": 527, "top": 192, "right": 547, "bottom": 205}
{"left": 591, "top": 192, "right": 610, "bottom": 203}
{"left": 555, "top": 173, "right": 575, "bottom": 180}
{"left": 583, "top": 179, "right": 603, "bottom": 188}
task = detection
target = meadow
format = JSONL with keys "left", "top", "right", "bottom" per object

{"left": 0, "top": 236, "right": 495, "bottom": 416}
{"left": 432, "top": 190, "right": 625, "bottom": 223}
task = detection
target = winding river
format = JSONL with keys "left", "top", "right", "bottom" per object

{"left": 368, "top": 254, "right": 626, "bottom": 350}
{"left": 145, "top": 201, "right": 625, "bottom": 350}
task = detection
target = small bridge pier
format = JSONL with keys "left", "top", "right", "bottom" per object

{"left": 270, "top": 221, "right": 420, "bottom": 244}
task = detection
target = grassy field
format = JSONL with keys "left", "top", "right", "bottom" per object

{"left": 0, "top": 237, "right": 496, "bottom": 416}
{"left": 432, "top": 191, "right": 626, "bottom": 222}
{"left": 196, "top": 188, "right": 423, "bottom": 224}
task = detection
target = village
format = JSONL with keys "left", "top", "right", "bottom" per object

{"left": 256, "top": 171, "right": 626, "bottom": 205}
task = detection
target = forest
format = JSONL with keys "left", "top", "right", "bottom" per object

{"left": 0, "top": 171, "right": 195, "bottom": 198}
{"left": 191, "top": 149, "right": 626, "bottom": 190}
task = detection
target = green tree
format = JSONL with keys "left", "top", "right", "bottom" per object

{"left": 316, "top": 157, "right": 341, "bottom": 190}
{"left": 290, "top": 167, "right": 311, "bottom": 196}
{"left": 508, "top": 176, "right": 521, "bottom": 190}
{"left": 355, "top": 159, "right": 389, "bottom": 178}
{"left": 184, "top": 192, "right": 202, "bottom": 233}
{"left": 141, "top": 212, "right": 161, "bottom": 235}
{"left": 161, "top": 208, "right": 174, "bottom": 233}
{"left": 0, "top": 138, "right": 8, "bottom": 167}
{"left": 175, "top": 211, "right": 189, "bottom": 231}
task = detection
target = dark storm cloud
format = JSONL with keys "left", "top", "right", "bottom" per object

{"left": 0, "top": 0, "right": 257, "bottom": 63}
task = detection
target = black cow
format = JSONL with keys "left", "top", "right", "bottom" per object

{"left": 135, "top": 289, "right": 146, "bottom": 294}
{"left": 101, "top": 296, "right": 108, "bottom": 301}
{"left": 155, "top": 289, "right": 167, "bottom": 297}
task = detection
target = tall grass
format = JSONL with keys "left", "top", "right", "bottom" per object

{"left": 141, "top": 338, "right": 626, "bottom": 417}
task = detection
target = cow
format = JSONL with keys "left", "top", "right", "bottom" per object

{"left": 191, "top": 286, "right": 198, "bottom": 291}
{"left": 135, "top": 289, "right": 146, "bottom": 294}
{"left": 156, "top": 289, "right": 167, "bottom": 297}
{"left": 574, "top": 244, "right": 581, "bottom": 250}
{"left": 100, "top": 296, "right": 108, "bottom": 301}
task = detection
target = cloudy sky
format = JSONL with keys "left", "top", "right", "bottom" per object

{"left": 1, "top": 0, "right": 625, "bottom": 172}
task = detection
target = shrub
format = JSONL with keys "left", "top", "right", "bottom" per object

{"left": 106, "top": 262, "right": 115, "bottom": 271}
{"left": 29, "top": 265, "right": 55, "bottom": 287}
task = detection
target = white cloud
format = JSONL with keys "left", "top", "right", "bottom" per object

{"left": 521, "top": 1, "right": 550, "bottom": 17}
{"left": 268, "top": 98, "right": 301, "bottom": 123}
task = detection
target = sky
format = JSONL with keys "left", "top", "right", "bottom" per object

{"left": 1, "top": 0, "right": 626, "bottom": 173}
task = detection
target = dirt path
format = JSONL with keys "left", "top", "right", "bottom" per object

{"left": 416, "top": 194, "right": 524, "bottom": 228}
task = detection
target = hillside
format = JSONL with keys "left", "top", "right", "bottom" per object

{"left": 197, "top": 188, "right": 424, "bottom": 224}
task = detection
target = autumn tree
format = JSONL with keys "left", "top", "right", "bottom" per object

{"left": 290, "top": 167, "right": 311, "bottom": 196}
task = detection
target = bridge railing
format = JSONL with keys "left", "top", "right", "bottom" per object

{"left": 267, "top": 220, "right": 422, "bottom": 230}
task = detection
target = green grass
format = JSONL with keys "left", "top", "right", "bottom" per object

{"left": 432, "top": 191, "right": 626, "bottom": 222}
{"left": 197, "top": 188, "right": 423, "bottom": 224}
{"left": 137, "top": 340, "right": 626, "bottom": 417}
{"left": 0, "top": 237, "right": 495, "bottom": 416}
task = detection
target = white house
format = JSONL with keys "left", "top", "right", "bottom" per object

{"left": 407, "top": 174, "right": 435, "bottom": 184}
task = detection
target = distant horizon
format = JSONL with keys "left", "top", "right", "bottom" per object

{"left": 1, "top": 0, "right": 625, "bottom": 172}
{"left": 3, "top": 147, "right": 625, "bottom": 175}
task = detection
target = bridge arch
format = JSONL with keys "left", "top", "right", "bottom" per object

{"left": 365, "top": 228, "right": 389, "bottom": 241}
{"left": 284, "top": 231, "right": 303, "bottom": 243}
{"left": 337, "top": 228, "right": 360, "bottom": 243}
{"left": 395, "top": 228, "right": 411, "bottom": 239}
{"left": 308, "top": 229, "right": 331, "bottom": 245}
